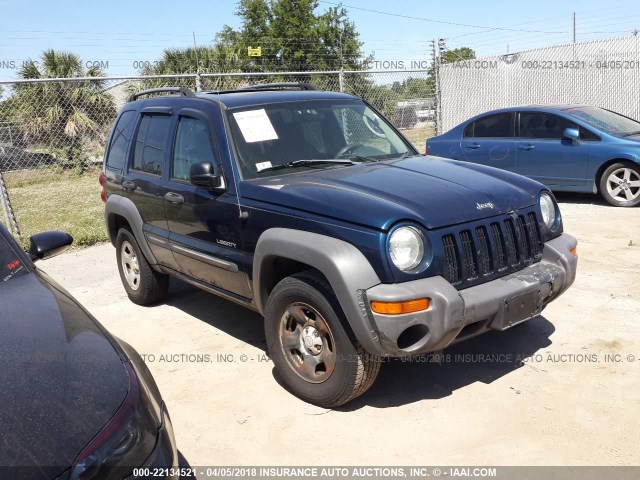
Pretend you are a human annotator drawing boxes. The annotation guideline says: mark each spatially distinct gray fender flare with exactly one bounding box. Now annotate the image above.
[104,194,158,265]
[253,228,383,355]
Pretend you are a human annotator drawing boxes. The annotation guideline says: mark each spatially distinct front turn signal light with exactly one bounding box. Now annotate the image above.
[570,246,578,257]
[370,298,430,315]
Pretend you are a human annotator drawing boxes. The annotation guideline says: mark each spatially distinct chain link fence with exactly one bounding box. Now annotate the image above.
[0,70,433,245]
[438,35,640,133]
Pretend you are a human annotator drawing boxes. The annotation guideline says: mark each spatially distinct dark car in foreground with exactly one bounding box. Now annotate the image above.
[0,225,177,479]
[427,105,640,207]
[101,84,577,408]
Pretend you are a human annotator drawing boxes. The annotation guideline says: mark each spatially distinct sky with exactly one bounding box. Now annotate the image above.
[0,0,638,78]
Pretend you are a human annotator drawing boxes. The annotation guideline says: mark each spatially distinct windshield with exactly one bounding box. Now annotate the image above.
[0,232,28,283]
[564,106,640,137]
[227,99,413,179]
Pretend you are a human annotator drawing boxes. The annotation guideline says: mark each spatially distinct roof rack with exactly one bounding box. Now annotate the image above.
[127,87,195,103]
[206,82,318,95]
[235,82,317,92]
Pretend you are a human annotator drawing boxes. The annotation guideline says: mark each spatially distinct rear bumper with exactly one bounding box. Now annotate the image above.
[364,233,577,357]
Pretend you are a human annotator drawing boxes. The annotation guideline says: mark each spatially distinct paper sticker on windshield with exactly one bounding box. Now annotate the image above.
[233,109,279,143]
[255,161,272,172]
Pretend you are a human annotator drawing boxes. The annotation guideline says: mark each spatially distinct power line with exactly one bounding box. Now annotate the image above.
[319,1,568,34]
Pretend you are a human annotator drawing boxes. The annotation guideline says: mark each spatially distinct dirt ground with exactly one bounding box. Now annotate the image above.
[44,193,640,467]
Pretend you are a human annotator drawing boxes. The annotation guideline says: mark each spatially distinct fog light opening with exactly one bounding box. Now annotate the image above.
[397,324,430,350]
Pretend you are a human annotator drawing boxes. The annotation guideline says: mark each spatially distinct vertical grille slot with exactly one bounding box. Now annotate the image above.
[459,230,478,280]
[527,212,543,258]
[475,226,492,275]
[515,215,531,261]
[442,234,461,284]
[503,219,519,266]
[490,222,507,270]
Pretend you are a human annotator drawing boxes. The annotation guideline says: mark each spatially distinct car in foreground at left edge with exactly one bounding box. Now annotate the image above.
[0,223,178,480]
[426,105,640,207]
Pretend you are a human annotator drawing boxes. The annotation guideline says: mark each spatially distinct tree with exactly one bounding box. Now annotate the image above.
[13,49,116,171]
[140,0,367,75]
[442,47,476,64]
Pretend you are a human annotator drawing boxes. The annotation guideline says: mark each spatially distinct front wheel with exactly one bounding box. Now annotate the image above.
[599,162,640,207]
[264,271,381,407]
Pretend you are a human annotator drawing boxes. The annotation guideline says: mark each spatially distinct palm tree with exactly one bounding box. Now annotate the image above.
[13,49,116,171]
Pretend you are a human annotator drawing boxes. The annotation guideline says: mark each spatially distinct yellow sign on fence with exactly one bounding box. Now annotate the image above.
[248,47,262,57]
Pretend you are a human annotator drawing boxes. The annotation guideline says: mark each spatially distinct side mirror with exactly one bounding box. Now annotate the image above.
[28,231,73,261]
[563,127,580,142]
[189,162,227,192]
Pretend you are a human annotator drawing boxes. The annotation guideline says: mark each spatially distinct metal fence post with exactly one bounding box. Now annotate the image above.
[338,69,344,93]
[195,73,202,92]
[0,171,21,239]
[434,59,442,135]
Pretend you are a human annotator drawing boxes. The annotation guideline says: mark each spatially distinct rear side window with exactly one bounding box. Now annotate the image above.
[519,112,577,139]
[464,113,513,138]
[131,115,172,175]
[172,117,217,181]
[106,110,137,170]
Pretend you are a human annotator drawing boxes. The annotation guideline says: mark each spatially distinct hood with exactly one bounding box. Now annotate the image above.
[241,156,541,230]
[0,273,129,479]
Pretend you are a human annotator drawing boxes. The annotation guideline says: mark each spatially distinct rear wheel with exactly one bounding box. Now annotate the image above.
[264,271,381,407]
[599,162,640,207]
[116,228,169,305]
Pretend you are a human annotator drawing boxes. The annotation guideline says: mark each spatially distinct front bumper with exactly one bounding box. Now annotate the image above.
[126,403,179,480]
[365,233,578,357]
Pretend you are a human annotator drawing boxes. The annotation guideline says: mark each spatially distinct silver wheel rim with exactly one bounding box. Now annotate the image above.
[606,167,640,202]
[278,302,337,384]
[120,240,141,291]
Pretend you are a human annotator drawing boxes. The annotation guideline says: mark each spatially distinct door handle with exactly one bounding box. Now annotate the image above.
[465,143,481,149]
[122,180,136,191]
[519,144,535,151]
[164,192,184,205]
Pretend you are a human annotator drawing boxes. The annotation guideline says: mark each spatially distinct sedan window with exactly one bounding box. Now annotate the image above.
[519,112,576,139]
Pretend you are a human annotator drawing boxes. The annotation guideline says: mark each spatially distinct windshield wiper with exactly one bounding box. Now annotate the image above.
[256,159,357,173]
[337,154,379,163]
[622,130,640,137]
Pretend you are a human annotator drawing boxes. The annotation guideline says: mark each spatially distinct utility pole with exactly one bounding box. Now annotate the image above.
[573,12,576,44]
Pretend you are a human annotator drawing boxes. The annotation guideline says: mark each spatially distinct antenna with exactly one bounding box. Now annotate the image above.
[193,31,202,92]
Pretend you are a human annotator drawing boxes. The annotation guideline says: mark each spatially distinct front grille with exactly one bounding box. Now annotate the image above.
[441,211,544,287]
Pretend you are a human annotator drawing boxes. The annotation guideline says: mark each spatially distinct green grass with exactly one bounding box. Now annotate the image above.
[4,167,108,248]
[402,124,436,152]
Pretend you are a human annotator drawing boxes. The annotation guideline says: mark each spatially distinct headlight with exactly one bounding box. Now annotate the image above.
[540,192,557,229]
[389,226,424,271]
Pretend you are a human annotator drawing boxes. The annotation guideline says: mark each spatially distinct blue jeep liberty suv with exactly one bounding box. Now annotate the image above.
[101,83,578,407]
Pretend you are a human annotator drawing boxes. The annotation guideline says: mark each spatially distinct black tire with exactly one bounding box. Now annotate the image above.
[115,228,169,305]
[264,270,381,407]
[599,162,640,207]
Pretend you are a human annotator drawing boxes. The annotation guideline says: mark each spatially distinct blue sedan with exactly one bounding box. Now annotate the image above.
[426,105,640,207]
